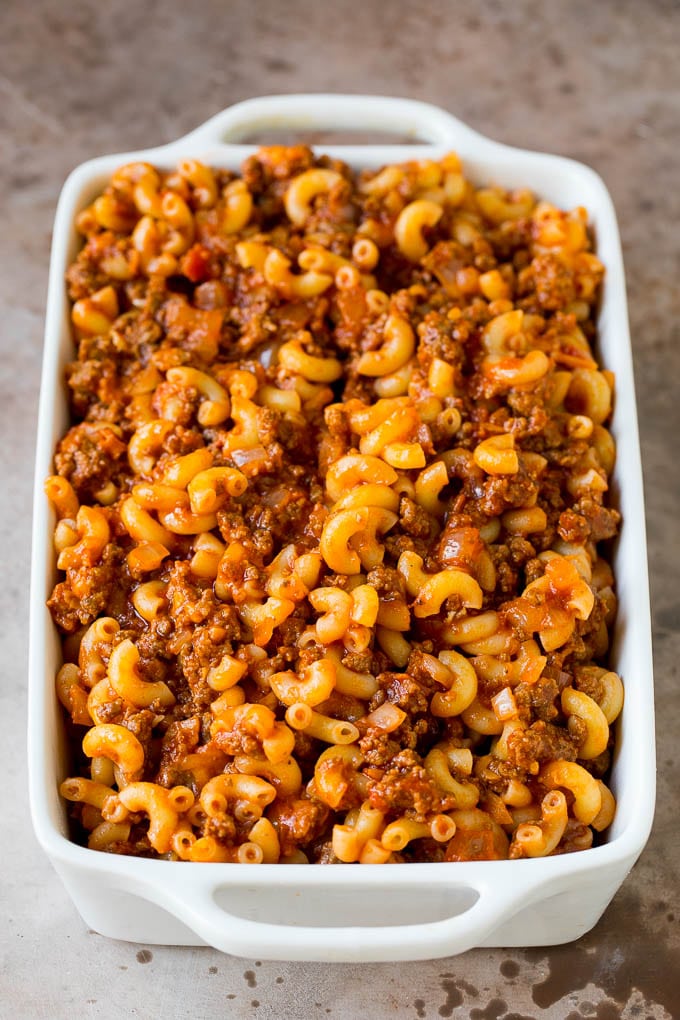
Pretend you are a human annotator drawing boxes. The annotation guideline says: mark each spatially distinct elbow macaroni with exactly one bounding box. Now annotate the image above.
[51,146,620,863]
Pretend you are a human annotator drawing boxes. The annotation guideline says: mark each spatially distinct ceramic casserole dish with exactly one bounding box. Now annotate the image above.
[29,94,655,962]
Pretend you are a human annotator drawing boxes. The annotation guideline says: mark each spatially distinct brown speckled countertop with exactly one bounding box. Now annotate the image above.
[2,1,678,1017]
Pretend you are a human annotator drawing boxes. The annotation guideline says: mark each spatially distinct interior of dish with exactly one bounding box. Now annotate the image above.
[44,144,623,868]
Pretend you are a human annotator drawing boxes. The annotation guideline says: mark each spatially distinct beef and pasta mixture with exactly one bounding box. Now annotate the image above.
[48,147,622,864]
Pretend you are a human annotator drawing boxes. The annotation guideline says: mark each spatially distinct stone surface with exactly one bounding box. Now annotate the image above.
[2,0,678,1016]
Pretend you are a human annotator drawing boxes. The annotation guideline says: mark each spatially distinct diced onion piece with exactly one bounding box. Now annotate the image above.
[491,686,518,722]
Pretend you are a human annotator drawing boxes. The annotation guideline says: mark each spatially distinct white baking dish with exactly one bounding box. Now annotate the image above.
[29,94,655,962]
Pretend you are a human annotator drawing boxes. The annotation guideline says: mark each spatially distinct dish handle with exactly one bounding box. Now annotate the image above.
[177,94,484,149]
[143,867,545,961]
